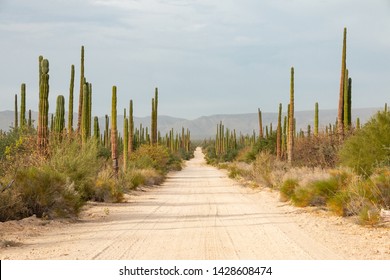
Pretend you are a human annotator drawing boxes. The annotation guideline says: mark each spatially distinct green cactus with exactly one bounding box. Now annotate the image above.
[111,86,118,175]
[54,95,65,138]
[356,117,360,130]
[81,82,89,145]
[288,66,294,164]
[129,100,134,154]
[385,103,388,113]
[314,102,319,136]
[93,116,100,142]
[104,114,109,148]
[307,125,311,137]
[151,87,158,145]
[258,108,263,139]
[77,46,85,134]
[20,83,26,128]
[88,83,92,138]
[28,109,32,128]
[68,64,75,134]
[343,69,350,130]
[123,117,129,170]
[276,103,282,160]
[14,94,18,129]
[338,27,347,140]
[38,58,50,152]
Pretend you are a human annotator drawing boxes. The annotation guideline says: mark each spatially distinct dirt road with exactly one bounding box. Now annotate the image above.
[1,147,389,259]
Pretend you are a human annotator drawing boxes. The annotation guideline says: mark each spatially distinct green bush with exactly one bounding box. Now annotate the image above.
[14,166,83,219]
[48,138,103,200]
[280,179,299,202]
[339,111,390,175]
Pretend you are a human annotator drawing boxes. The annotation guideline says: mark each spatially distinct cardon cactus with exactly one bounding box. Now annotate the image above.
[337,27,347,140]
[287,67,294,164]
[111,86,118,175]
[77,46,85,134]
[20,83,26,127]
[54,95,65,137]
[68,64,75,134]
[14,94,18,129]
[314,102,319,136]
[38,58,50,153]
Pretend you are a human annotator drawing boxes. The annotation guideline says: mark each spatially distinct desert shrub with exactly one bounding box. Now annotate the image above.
[327,190,350,216]
[48,138,103,200]
[294,134,339,168]
[130,144,171,173]
[245,134,276,162]
[252,151,288,188]
[227,163,251,179]
[93,168,124,203]
[13,166,83,219]
[339,110,390,175]
[0,186,27,221]
[280,179,299,202]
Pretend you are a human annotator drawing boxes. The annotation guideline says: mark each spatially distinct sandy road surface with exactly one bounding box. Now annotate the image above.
[1,147,389,260]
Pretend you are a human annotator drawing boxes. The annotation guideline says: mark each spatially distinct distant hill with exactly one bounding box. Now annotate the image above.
[0,108,382,140]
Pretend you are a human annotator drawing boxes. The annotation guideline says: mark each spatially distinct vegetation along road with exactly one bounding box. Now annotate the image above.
[0,148,389,260]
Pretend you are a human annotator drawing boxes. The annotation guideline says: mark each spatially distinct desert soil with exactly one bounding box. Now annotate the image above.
[0,147,389,260]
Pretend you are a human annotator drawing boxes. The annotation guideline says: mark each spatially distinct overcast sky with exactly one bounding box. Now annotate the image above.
[0,0,389,119]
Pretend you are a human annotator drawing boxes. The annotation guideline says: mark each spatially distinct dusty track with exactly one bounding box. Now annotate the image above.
[1,147,389,259]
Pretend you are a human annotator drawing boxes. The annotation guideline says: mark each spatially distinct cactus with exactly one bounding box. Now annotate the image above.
[356,117,360,130]
[93,116,100,142]
[307,125,311,137]
[104,114,109,148]
[314,102,319,136]
[151,87,158,145]
[81,82,89,145]
[287,67,294,164]
[77,46,85,134]
[258,108,263,139]
[111,86,118,175]
[68,64,75,134]
[28,109,32,128]
[347,77,352,126]
[337,27,347,140]
[14,94,18,129]
[54,95,65,138]
[128,99,134,154]
[276,103,282,160]
[385,103,388,113]
[343,69,350,130]
[20,83,26,127]
[123,117,129,170]
[37,58,50,152]
[88,83,92,138]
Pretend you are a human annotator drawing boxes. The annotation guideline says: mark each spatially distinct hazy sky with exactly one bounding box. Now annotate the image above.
[1,0,389,119]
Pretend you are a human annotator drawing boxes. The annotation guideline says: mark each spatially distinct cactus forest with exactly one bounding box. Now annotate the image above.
[0,46,194,221]
[0,27,389,226]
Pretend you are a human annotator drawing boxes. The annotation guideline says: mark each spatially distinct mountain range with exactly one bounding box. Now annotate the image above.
[0,108,382,140]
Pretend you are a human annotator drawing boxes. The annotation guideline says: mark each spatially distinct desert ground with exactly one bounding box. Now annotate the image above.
[0,148,389,260]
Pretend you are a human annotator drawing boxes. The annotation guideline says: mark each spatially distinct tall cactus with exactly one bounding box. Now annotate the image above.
[77,46,85,134]
[68,64,75,135]
[111,86,118,175]
[14,94,18,129]
[258,108,263,139]
[123,117,129,171]
[276,103,282,160]
[337,27,347,140]
[38,57,50,153]
[343,69,350,130]
[20,83,26,128]
[81,82,89,145]
[287,67,294,164]
[54,95,65,137]
[314,102,319,136]
[104,114,109,148]
[151,87,158,145]
[129,99,134,154]
[93,116,100,142]
[28,109,32,128]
